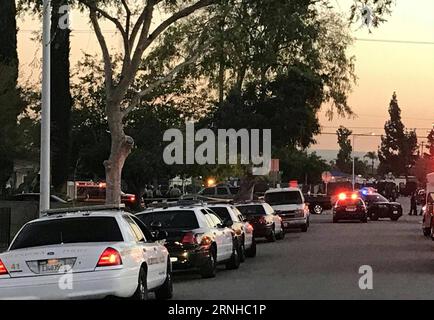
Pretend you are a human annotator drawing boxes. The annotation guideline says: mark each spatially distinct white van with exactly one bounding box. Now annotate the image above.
[264,188,310,232]
[422,173,434,237]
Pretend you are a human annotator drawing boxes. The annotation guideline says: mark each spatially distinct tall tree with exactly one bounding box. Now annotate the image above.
[0,0,24,195]
[364,151,377,176]
[378,92,418,176]
[336,126,353,174]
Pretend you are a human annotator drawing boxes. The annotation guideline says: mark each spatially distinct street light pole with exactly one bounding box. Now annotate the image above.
[40,0,51,215]
[352,135,355,190]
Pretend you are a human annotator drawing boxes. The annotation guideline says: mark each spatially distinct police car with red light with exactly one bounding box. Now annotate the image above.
[333,193,368,223]
[0,205,172,300]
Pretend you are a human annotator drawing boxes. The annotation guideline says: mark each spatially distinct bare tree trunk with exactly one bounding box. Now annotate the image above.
[234,174,256,202]
[104,103,134,205]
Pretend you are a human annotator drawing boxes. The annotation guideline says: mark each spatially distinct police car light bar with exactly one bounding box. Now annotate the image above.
[42,204,126,216]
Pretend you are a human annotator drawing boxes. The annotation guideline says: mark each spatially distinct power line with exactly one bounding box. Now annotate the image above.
[355,38,434,45]
[319,132,429,140]
[322,126,434,131]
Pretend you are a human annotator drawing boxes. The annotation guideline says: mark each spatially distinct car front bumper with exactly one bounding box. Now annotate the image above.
[0,268,138,300]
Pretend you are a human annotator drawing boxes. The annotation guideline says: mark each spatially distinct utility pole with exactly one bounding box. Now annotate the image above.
[352,135,355,190]
[40,0,51,215]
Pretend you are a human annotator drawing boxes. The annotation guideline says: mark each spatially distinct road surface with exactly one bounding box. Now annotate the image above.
[171,198,434,300]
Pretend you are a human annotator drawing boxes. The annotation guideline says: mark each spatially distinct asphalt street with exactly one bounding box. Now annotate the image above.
[170,197,434,300]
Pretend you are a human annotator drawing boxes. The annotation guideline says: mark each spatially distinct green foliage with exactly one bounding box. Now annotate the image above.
[378,92,418,176]
[275,148,330,185]
[336,126,353,173]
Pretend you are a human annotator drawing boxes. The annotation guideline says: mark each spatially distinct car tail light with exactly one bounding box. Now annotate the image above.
[181,232,197,245]
[199,235,212,246]
[0,259,8,275]
[97,248,122,267]
[338,193,347,201]
[126,195,135,202]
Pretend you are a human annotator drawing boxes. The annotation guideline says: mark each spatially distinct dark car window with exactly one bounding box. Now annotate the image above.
[209,207,232,222]
[217,187,229,195]
[364,194,389,203]
[10,217,123,250]
[202,188,215,195]
[236,205,267,216]
[229,187,239,195]
[137,210,199,229]
[264,191,303,205]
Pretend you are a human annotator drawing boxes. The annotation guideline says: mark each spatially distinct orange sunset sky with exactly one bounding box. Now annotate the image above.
[15,0,434,153]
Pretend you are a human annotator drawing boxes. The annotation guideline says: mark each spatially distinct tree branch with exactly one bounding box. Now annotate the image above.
[123,52,201,116]
[89,9,113,94]
[118,0,216,101]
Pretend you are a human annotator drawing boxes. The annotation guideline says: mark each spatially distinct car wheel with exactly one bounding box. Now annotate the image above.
[423,227,431,237]
[239,241,246,263]
[245,238,257,258]
[333,217,338,223]
[276,226,285,240]
[390,216,399,222]
[266,229,276,242]
[370,212,379,221]
[361,217,368,223]
[301,224,308,232]
[200,249,217,278]
[132,267,148,300]
[226,244,241,270]
[155,262,173,300]
[313,205,324,215]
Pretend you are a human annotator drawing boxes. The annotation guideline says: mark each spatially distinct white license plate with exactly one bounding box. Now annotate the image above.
[170,257,178,262]
[346,207,357,212]
[39,260,65,274]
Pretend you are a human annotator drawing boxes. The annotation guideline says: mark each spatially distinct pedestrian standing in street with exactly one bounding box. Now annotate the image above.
[409,192,417,216]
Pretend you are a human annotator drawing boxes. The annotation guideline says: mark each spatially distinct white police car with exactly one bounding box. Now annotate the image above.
[0,205,172,300]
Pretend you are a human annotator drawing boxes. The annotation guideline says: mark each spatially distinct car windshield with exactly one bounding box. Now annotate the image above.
[10,217,123,250]
[236,205,266,216]
[365,194,389,203]
[209,207,231,221]
[264,191,303,205]
[137,210,199,229]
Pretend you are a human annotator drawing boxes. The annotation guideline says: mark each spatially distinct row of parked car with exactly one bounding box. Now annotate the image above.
[0,187,312,300]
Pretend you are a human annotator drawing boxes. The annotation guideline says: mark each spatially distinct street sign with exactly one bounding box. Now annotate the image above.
[321,171,333,184]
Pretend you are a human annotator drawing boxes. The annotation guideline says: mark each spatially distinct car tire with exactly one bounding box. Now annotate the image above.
[239,241,246,263]
[390,216,399,222]
[333,217,338,223]
[370,212,379,221]
[245,238,257,258]
[266,229,276,242]
[200,249,217,278]
[226,244,241,270]
[132,267,148,300]
[276,227,285,240]
[301,224,308,232]
[155,262,173,300]
[313,205,324,215]
[361,217,368,223]
[423,227,431,237]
